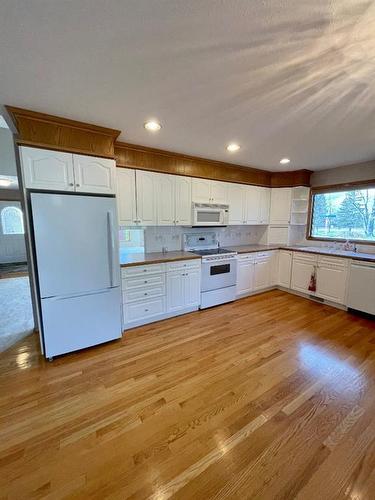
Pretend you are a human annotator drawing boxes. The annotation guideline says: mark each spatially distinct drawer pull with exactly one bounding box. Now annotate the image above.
[144,292,148,296]
[143,270,148,272]
[144,280,148,283]
[145,308,149,312]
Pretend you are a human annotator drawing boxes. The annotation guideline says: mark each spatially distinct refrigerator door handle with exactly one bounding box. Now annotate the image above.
[45,288,114,301]
[107,210,116,287]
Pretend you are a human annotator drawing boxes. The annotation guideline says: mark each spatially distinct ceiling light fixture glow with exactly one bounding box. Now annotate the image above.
[0,179,11,187]
[144,121,161,132]
[280,158,290,164]
[226,143,240,152]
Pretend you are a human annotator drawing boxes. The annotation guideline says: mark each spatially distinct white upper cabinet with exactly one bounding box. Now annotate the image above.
[20,146,116,194]
[259,187,271,224]
[191,178,227,204]
[116,168,137,226]
[73,155,116,194]
[210,181,228,204]
[270,188,292,225]
[175,176,192,225]
[20,146,75,192]
[157,174,192,226]
[227,183,246,225]
[157,174,175,225]
[136,170,158,226]
[192,178,211,203]
[245,186,261,224]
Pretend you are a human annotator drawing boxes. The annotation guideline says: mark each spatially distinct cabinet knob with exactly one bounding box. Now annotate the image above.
[76,184,80,187]
[133,220,137,223]
[69,182,74,186]
[144,292,148,295]
[144,280,148,283]
[145,309,149,312]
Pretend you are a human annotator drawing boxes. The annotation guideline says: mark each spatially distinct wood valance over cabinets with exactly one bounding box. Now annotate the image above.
[5,106,121,159]
[115,142,312,188]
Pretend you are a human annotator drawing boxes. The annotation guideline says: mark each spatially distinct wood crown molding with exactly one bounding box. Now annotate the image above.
[5,106,121,159]
[115,141,311,188]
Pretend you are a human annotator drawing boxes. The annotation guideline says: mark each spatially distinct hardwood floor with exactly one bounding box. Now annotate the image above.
[0,290,374,499]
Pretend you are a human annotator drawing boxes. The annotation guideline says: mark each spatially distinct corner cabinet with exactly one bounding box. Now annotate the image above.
[20,146,116,194]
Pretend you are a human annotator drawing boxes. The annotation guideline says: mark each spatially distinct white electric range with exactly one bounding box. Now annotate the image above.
[184,233,238,309]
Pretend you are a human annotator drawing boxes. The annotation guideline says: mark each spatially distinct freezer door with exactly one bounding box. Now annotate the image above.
[41,287,122,357]
[31,193,120,298]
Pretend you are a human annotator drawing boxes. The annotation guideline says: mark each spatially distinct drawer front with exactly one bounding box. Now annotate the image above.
[166,259,201,272]
[318,255,349,269]
[238,253,256,261]
[123,284,165,303]
[122,273,165,290]
[121,263,165,277]
[256,251,273,259]
[124,297,166,323]
[293,252,318,263]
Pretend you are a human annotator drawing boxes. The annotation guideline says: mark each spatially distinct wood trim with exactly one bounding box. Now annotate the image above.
[306,181,375,245]
[311,179,375,193]
[115,141,312,188]
[5,106,121,159]
[0,188,21,201]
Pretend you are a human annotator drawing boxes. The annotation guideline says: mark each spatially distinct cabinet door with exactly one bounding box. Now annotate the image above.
[20,146,74,191]
[210,181,228,204]
[259,187,271,224]
[316,257,348,304]
[236,257,254,295]
[136,170,157,225]
[73,155,116,194]
[116,168,137,226]
[245,186,261,224]
[167,272,185,312]
[278,251,292,288]
[192,178,211,203]
[157,174,175,225]
[227,183,246,225]
[270,188,292,224]
[254,257,271,290]
[269,251,279,286]
[291,259,315,293]
[175,176,192,225]
[184,269,201,307]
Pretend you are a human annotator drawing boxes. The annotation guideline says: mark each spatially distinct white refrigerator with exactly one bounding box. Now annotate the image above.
[30,192,122,359]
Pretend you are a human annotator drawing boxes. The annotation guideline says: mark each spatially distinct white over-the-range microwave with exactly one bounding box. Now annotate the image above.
[192,202,229,226]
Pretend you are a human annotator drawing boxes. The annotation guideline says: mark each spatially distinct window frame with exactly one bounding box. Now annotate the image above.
[307,179,375,245]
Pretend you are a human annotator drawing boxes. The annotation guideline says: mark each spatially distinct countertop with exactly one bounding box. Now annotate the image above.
[120,245,375,267]
[120,250,200,267]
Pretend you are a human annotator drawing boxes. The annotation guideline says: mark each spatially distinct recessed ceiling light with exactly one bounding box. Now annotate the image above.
[226,143,240,152]
[0,179,11,187]
[144,121,161,132]
[280,158,290,164]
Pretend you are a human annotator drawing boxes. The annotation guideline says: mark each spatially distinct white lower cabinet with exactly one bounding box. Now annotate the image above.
[278,250,292,287]
[316,256,349,304]
[254,253,272,290]
[236,254,255,296]
[291,252,318,294]
[122,259,200,328]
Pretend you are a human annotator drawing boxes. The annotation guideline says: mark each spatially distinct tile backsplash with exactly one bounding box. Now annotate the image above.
[123,225,269,253]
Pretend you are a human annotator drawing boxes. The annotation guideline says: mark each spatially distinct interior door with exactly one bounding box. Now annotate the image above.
[31,193,119,298]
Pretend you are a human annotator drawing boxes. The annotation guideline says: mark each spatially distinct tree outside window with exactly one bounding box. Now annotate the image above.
[1,206,25,235]
[310,187,375,242]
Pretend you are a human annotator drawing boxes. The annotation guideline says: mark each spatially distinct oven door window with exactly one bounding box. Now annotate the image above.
[210,263,231,275]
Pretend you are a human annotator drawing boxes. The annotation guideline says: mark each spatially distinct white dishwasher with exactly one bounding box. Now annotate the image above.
[347,260,375,315]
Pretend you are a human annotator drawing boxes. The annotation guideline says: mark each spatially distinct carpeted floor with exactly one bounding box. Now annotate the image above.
[0,276,34,352]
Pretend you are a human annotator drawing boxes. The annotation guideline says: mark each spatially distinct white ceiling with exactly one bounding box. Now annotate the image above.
[0,0,375,172]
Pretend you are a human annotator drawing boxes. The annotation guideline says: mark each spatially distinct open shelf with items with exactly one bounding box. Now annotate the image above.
[290,187,309,226]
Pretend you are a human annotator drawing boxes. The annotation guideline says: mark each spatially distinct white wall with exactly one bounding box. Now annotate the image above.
[0,201,27,263]
[311,162,375,187]
[0,128,17,177]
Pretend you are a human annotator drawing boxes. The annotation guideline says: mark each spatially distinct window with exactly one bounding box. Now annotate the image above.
[1,206,24,235]
[309,185,375,243]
